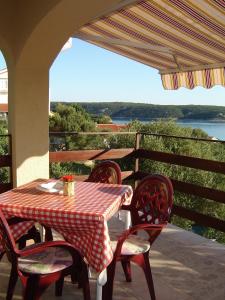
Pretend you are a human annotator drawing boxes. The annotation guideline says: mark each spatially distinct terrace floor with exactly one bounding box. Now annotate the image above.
[0,222,224,300]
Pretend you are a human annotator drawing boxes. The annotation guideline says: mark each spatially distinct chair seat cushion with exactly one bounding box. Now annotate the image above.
[110,235,150,255]
[18,247,73,274]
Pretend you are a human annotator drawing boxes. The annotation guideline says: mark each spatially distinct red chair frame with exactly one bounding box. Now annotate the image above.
[86,160,122,184]
[0,210,90,300]
[103,174,174,300]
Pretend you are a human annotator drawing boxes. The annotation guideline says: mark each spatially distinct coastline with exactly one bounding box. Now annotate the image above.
[111,118,225,140]
[111,118,225,124]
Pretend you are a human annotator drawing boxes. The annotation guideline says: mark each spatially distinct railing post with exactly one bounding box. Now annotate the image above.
[9,134,13,188]
[135,132,141,188]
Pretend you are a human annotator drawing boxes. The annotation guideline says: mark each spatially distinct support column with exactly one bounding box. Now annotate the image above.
[8,66,49,187]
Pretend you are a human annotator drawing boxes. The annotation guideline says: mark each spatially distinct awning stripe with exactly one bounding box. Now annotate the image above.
[77,0,225,90]
[90,41,172,69]
[162,67,225,90]
[214,0,225,10]
[87,14,212,65]
[141,1,225,51]
[85,2,225,61]
[187,71,194,89]
[170,0,225,36]
[82,25,177,68]
[138,2,225,58]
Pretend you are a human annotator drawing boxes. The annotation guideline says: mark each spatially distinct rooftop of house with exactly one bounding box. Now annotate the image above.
[0,103,8,113]
[0,68,7,77]
[96,123,128,132]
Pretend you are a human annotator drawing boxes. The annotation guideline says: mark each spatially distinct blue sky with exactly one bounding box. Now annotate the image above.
[1,38,225,105]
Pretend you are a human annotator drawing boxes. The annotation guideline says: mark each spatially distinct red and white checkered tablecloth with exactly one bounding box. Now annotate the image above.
[2,220,35,247]
[0,179,133,272]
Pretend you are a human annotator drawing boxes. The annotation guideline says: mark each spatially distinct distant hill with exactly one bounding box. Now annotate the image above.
[50,102,225,121]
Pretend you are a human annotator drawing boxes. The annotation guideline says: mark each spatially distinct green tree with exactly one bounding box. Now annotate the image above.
[49,103,98,177]
[73,102,225,121]
[121,120,225,242]
[91,114,112,124]
[49,103,95,132]
[0,120,10,183]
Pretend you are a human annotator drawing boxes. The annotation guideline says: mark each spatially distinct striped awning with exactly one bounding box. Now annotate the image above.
[75,0,225,90]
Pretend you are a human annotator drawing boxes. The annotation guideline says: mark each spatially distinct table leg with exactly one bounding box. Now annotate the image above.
[117,210,131,229]
[37,223,44,241]
[96,269,107,300]
[125,210,131,230]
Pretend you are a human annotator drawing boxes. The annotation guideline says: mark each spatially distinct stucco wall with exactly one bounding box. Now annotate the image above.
[0,0,121,186]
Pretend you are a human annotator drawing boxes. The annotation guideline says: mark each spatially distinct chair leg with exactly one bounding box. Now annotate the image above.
[24,274,55,300]
[102,260,116,300]
[23,275,39,300]
[143,253,156,300]
[121,260,132,282]
[71,267,78,284]
[44,226,53,241]
[30,226,41,243]
[80,262,91,300]
[0,251,4,261]
[132,253,156,300]
[6,267,18,300]
[55,275,64,297]
[18,236,27,249]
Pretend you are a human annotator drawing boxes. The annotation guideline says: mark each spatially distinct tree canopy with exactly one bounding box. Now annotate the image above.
[0,120,9,183]
[49,103,96,132]
[51,102,225,121]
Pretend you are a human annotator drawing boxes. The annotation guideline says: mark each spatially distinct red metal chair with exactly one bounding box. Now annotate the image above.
[103,174,174,300]
[86,160,122,184]
[0,209,90,300]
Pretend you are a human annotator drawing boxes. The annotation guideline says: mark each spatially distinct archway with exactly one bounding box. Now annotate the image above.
[1,0,121,186]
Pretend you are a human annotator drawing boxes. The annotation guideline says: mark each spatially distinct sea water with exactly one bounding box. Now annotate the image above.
[112,118,225,140]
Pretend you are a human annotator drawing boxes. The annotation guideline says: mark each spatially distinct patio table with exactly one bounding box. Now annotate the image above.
[0,179,133,273]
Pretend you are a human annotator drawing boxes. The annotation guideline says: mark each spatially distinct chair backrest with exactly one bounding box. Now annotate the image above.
[131,174,174,227]
[0,209,18,262]
[87,160,122,184]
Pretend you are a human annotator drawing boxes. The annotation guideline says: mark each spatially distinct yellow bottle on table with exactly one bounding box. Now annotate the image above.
[62,175,75,196]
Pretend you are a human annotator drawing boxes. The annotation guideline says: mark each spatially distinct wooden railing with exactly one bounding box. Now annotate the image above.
[127,132,225,233]
[49,131,225,234]
[49,131,136,181]
[1,131,224,234]
[0,134,12,193]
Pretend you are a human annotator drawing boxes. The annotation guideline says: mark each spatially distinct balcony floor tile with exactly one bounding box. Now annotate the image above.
[0,223,224,300]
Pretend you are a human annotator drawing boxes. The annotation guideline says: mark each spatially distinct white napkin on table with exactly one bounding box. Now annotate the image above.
[36,181,63,193]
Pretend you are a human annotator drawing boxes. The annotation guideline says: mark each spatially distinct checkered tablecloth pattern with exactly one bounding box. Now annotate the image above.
[0,218,35,253]
[0,180,133,272]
